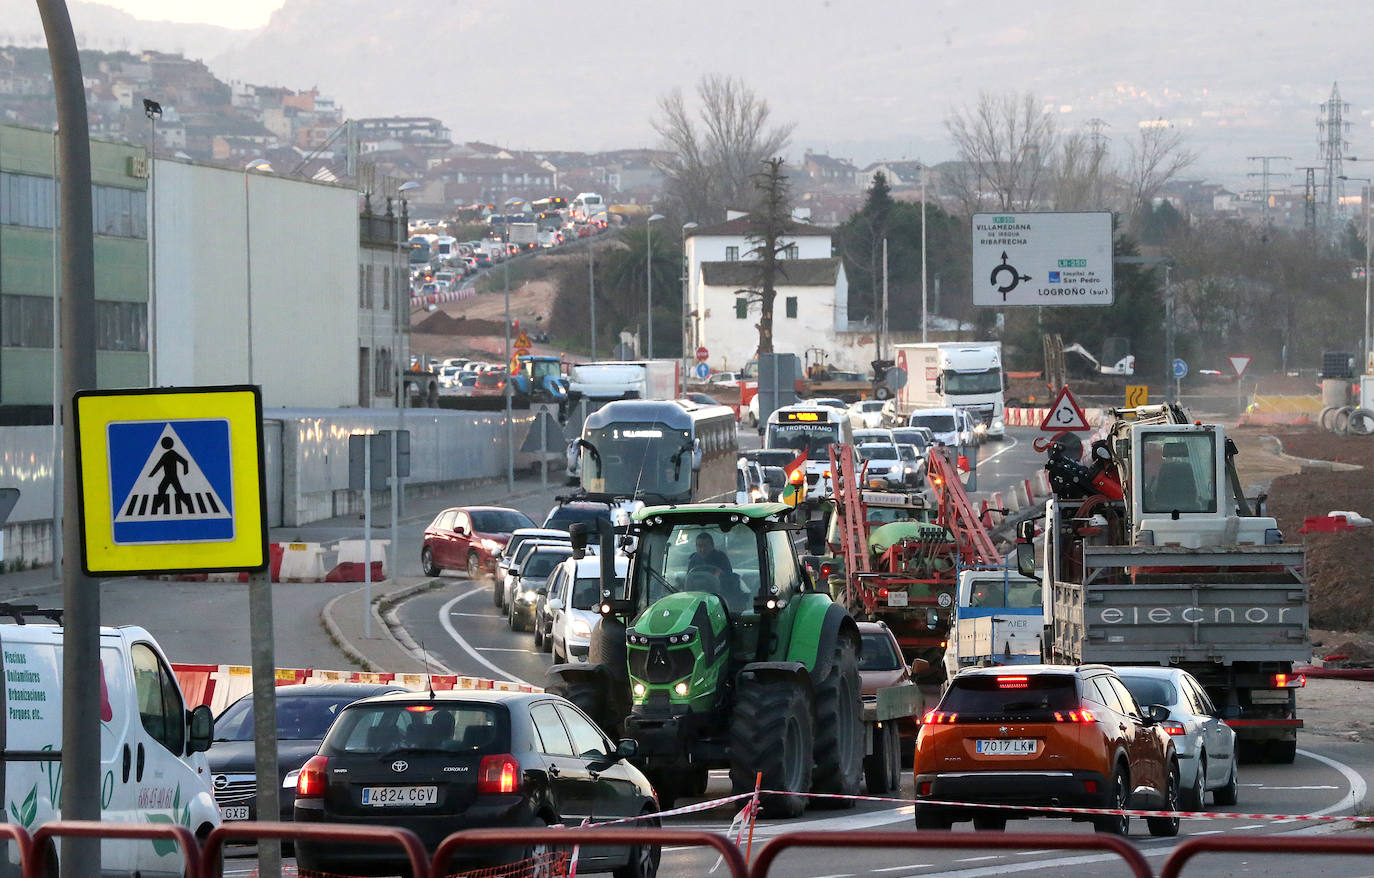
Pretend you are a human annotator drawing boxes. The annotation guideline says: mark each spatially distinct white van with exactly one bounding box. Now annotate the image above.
[1,623,219,876]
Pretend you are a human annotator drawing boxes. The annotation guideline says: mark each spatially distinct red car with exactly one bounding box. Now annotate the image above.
[421,506,535,579]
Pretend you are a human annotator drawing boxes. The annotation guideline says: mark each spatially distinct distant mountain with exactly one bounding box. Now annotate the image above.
[0,0,255,64]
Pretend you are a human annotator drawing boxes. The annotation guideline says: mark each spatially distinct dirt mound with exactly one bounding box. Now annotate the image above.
[415,311,505,336]
[1263,427,1374,633]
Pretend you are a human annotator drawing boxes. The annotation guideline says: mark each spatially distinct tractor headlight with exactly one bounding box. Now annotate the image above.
[632,682,647,698]
[673,681,690,697]
[668,629,695,645]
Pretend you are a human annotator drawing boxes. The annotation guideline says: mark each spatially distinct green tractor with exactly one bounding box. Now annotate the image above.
[545,502,865,817]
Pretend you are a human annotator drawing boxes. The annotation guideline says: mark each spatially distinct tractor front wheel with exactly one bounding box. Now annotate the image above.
[729,673,813,818]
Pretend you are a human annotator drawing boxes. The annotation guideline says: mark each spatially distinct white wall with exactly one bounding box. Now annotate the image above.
[154,159,359,408]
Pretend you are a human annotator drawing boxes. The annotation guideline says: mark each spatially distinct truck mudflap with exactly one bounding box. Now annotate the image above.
[862,683,923,724]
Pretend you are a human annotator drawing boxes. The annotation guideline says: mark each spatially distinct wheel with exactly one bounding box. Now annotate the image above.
[1093,765,1130,835]
[1147,762,1181,837]
[1181,754,1205,811]
[875,385,892,400]
[645,768,680,811]
[553,640,565,664]
[534,619,545,648]
[467,551,482,580]
[810,637,863,805]
[1212,760,1239,806]
[1349,408,1374,436]
[1267,739,1297,764]
[541,626,554,653]
[914,804,953,830]
[729,673,813,818]
[493,572,503,606]
[612,815,661,878]
[864,722,900,795]
[508,604,520,631]
[421,546,441,577]
[544,666,618,738]
[973,813,1007,831]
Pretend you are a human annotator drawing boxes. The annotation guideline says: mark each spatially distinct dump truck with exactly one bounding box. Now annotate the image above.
[1020,404,1310,762]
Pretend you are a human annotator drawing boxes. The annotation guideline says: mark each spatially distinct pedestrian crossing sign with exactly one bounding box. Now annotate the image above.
[74,385,268,576]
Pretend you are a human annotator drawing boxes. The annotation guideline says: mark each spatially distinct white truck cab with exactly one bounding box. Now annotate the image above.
[945,569,1046,679]
[1,622,219,876]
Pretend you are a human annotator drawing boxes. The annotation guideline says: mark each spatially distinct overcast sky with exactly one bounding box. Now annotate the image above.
[92,0,280,29]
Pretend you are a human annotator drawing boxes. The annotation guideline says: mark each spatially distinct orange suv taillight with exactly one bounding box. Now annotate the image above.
[296,755,328,798]
[922,710,958,724]
[1052,708,1098,723]
[477,754,519,794]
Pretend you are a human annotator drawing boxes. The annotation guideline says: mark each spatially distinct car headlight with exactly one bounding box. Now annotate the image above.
[571,618,592,637]
[974,423,987,433]
[283,769,300,789]
[480,538,502,552]
[522,589,538,601]
[992,418,1004,430]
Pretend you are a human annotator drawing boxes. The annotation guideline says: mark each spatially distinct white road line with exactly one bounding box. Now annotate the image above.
[1247,785,1339,791]
[1014,850,1053,856]
[449,612,490,617]
[438,589,536,687]
[977,432,1020,467]
[1188,830,1225,836]
[1234,824,1265,830]
[478,647,538,653]
[1298,747,1367,817]
[810,873,856,878]
[871,866,931,873]
[954,856,999,862]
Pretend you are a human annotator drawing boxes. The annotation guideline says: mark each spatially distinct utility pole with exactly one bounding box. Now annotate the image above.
[1317,83,1350,236]
[920,163,929,342]
[1296,167,1322,234]
[1246,155,1290,228]
[588,239,597,358]
[880,237,889,361]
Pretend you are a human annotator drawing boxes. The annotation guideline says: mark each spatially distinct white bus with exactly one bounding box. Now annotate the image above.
[571,192,605,222]
[764,403,854,497]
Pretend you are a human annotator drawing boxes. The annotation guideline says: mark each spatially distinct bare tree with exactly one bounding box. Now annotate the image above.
[1050,128,1112,211]
[945,90,1057,211]
[654,75,795,222]
[1123,122,1197,229]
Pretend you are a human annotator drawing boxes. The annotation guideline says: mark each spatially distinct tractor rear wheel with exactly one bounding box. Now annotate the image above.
[811,637,863,806]
[729,673,813,818]
[544,668,617,738]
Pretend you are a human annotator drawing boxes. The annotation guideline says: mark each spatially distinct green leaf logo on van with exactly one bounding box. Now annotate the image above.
[9,784,38,828]
[146,787,186,857]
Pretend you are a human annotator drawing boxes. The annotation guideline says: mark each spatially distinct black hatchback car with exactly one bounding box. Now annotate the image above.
[294,690,661,877]
[208,682,404,822]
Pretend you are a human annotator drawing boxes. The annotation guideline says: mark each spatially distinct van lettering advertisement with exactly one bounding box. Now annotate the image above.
[1094,605,1305,625]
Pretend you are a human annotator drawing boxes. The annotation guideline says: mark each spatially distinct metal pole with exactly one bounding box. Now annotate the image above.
[147,109,157,385]
[1164,265,1175,404]
[244,171,254,383]
[881,237,889,362]
[1365,184,1371,372]
[646,220,653,359]
[589,238,596,358]
[38,0,100,872]
[363,436,372,637]
[247,569,282,878]
[505,259,514,491]
[50,128,61,580]
[920,165,929,343]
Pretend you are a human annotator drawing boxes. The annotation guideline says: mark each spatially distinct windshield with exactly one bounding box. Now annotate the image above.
[322,704,507,756]
[571,577,605,610]
[470,509,534,533]
[530,360,561,379]
[522,548,571,579]
[632,522,761,615]
[967,575,1042,608]
[858,444,898,461]
[891,430,929,451]
[767,422,840,457]
[214,693,366,741]
[897,444,920,462]
[544,504,610,531]
[744,450,796,468]
[582,422,693,498]
[859,631,903,672]
[911,414,956,433]
[1140,432,1218,514]
[942,369,1002,395]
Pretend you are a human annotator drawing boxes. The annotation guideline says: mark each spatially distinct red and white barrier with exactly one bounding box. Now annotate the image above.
[409,283,475,308]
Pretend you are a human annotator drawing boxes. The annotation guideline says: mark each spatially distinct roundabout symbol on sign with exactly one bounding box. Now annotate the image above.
[989,251,1032,302]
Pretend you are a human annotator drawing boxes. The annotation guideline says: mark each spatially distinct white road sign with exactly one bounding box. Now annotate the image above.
[972,212,1113,307]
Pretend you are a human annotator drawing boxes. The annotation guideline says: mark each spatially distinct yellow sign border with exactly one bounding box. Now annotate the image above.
[74,385,268,576]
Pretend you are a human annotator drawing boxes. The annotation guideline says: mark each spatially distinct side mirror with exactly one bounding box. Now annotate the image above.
[1142,703,1170,725]
[186,704,213,754]
[1016,541,1035,579]
[547,598,563,612]
[615,738,639,760]
[691,442,703,472]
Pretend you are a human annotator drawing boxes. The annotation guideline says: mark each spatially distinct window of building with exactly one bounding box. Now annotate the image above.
[725,246,739,262]
[382,266,390,310]
[94,301,148,351]
[92,185,147,238]
[375,347,392,396]
[735,297,748,319]
[0,172,56,229]
[365,265,375,309]
[358,266,366,308]
[785,296,798,318]
[782,244,799,260]
[1,295,53,348]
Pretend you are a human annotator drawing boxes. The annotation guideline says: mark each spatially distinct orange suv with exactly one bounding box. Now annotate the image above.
[914,664,1179,836]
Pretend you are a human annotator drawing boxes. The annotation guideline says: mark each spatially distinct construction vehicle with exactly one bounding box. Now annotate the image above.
[544,503,919,815]
[819,443,1002,683]
[1021,403,1309,762]
[509,354,568,405]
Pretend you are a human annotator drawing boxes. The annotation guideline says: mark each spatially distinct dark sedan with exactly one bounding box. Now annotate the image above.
[208,682,404,823]
[294,690,660,876]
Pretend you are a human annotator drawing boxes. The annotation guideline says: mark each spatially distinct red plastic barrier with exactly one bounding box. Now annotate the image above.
[1299,515,1356,533]
[30,820,197,878]
[751,830,1151,878]
[1160,834,1374,878]
[202,821,428,878]
[433,827,747,878]
[173,663,219,709]
[324,560,386,582]
[237,543,286,582]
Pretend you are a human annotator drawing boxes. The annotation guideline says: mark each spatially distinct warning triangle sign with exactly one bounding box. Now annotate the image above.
[114,424,232,523]
[1228,355,1252,377]
[1040,386,1090,432]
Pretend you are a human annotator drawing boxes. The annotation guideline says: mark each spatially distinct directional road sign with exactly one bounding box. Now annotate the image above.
[971,212,1113,307]
[1228,355,1252,378]
[1173,358,1188,380]
[74,385,268,576]
[695,362,710,379]
[1039,386,1091,432]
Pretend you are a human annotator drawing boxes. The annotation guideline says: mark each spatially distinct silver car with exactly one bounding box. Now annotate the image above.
[1117,667,1239,809]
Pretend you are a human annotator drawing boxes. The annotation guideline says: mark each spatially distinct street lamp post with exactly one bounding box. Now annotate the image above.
[393,180,419,577]
[143,98,161,385]
[243,159,272,385]
[1340,174,1372,371]
[647,213,664,357]
[682,221,698,370]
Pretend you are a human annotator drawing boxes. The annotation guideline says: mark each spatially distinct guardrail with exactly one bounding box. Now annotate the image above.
[433,826,749,878]
[28,820,198,878]
[202,821,430,878]
[1159,834,1374,878]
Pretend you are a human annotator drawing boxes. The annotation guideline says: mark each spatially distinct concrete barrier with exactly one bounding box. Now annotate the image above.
[335,539,391,576]
[278,542,326,581]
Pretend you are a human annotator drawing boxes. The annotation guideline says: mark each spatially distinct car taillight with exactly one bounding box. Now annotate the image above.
[477,754,519,794]
[919,781,932,796]
[296,755,328,799]
[819,563,834,578]
[997,676,1029,689]
[1160,721,1187,736]
[1053,708,1097,723]
[922,710,957,724]
[1272,673,1306,688]
[879,587,889,598]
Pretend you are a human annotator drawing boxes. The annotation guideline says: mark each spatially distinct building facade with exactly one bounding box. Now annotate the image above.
[0,123,149,423]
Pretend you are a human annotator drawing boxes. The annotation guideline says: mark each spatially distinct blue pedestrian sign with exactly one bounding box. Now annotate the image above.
[695,362,710,380]
[109,419,235,544]
[1172,358,1188,380]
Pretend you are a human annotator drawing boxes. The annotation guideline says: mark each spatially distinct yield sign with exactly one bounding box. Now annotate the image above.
[1040,386,1091,432]
[1228,355,1252,378]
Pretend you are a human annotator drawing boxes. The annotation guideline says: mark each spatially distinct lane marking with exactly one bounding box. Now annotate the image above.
[1235,824,1265,829]
[871,867,931,873]
[1188,830,1225,836]
[1242,784,1338,791]
[954,856,999,862]
[1298,747,1367,817]
[478,647,539,654]
[977,431,1021,468]
[438,589,536,687]
[811,873,855,877]
[449,612,491,618]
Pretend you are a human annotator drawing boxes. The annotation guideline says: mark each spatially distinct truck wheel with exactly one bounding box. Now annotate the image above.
[545,669,615,738]
[1267,739,1297,764]
[729,675,813,818]
[811,638,863,805]
[875,385,892,400]
[864,722,900,795]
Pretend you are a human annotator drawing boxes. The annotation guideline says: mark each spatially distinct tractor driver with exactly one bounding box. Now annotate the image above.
[688,533,733,578]
[686,532,752,613]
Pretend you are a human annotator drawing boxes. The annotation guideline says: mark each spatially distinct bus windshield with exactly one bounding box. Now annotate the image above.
[767,422,840,457]
[943,369,1002,395]
[583,422,693,498]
